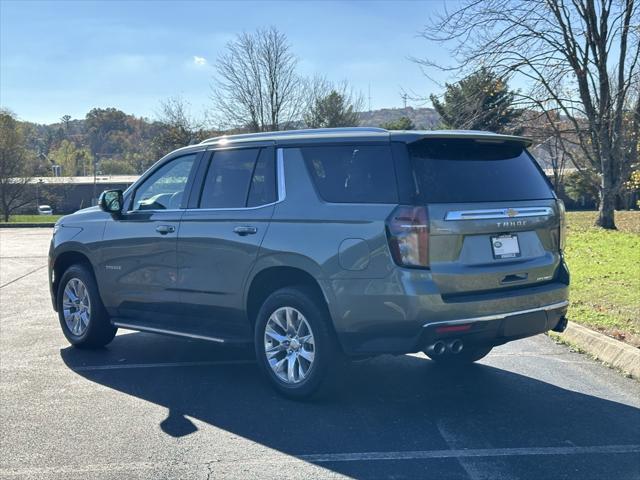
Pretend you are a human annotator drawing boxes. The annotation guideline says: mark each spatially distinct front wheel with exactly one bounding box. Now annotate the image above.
[426,345,493,365]
[254,287,336,399]
[57,264,117,348]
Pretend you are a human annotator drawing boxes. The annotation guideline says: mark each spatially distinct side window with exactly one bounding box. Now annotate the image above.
[132,154,197,211]
[301,145,397,203]
[200,148,260,208]
[247,148,277,207]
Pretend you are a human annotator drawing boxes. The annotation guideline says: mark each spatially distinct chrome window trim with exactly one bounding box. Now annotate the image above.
[277,147,286,202]
[444,206,554,221]
[422,300,569,328]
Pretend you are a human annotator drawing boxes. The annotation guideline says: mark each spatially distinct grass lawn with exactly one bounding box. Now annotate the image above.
[564,211,640,346]
[1,215,63,223]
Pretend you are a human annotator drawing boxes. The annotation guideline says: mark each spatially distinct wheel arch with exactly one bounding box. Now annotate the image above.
[52,250,97,310]
[245,264,344,353]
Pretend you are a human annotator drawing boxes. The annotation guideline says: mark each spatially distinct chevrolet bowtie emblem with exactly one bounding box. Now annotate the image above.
[506,208,519,218]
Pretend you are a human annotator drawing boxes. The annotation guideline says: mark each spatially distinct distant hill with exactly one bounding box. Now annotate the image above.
[358,106,440,129]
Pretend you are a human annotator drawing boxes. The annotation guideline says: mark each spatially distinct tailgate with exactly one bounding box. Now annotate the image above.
[428,200,562,296]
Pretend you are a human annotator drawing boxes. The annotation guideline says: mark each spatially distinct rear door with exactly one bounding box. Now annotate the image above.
[175,144,277,339]
[403,138,562,297]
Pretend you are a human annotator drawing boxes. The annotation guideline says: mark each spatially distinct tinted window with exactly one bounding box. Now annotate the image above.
[408,139,553,203]
[247,148,277,207]
[301,145,397,203]
[200,148,259,208]
[132,154,196,211]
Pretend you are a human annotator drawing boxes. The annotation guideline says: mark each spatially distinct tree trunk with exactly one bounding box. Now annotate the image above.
[596,179,616,229]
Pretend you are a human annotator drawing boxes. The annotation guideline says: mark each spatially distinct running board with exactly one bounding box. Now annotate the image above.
[111,320,226,343]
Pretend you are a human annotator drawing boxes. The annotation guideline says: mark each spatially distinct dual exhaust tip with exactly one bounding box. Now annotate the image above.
[426,339,464,356]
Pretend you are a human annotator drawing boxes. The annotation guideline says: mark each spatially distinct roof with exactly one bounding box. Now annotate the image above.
[199,127,533,147]
[27,175,139,185]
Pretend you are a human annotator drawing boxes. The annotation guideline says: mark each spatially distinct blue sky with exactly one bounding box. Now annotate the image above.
[1,0,455,124]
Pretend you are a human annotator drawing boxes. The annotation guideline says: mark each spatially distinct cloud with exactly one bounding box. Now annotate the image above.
[193,56,207,66]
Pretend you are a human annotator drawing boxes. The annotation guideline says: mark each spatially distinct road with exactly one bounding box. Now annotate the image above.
[1,228,639,479]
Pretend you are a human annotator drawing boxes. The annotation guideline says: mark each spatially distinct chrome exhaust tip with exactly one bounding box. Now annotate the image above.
[426,341,447,356]
[448,339,464,354]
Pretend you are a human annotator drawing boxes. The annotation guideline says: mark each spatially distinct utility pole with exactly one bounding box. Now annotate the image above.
[401,93,408,109]
[368,83,372,112]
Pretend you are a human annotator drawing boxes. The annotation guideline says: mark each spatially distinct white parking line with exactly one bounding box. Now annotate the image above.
[72,359,255,371]
[296,444,640,463]
[1,444,638,477]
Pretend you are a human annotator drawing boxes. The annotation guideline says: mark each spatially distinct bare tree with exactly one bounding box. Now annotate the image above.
[155,96,206,151]
[212,27,303,132]
[0,110,37,222]
[419,0,640,229]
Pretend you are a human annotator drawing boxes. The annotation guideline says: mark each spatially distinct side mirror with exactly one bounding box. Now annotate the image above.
[99,189,124,214]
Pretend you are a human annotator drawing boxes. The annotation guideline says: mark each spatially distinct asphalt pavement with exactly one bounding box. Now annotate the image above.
[1,228,639,479]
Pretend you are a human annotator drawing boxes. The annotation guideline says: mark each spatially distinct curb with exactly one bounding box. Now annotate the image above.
[551,321,640,379]
[0,223,55,228]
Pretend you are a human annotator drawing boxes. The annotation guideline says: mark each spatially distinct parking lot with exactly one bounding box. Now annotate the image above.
[1,228,639,479]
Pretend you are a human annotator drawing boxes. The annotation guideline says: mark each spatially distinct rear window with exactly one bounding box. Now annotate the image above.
[408,139,553,203]
[301,145,397,203]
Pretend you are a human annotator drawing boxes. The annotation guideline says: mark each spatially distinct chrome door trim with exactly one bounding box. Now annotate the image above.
[112,321,226,343]
[422,300,569,328]
[444,206,554,221]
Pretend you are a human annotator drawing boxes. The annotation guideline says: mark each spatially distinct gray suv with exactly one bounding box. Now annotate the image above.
[49,127,569,397]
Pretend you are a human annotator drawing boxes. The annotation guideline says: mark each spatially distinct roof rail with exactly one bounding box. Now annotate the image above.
[199,127,388,145]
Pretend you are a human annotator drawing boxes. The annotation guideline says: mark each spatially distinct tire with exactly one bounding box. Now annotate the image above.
[254,286,337,399]
[426,345,493,365]
[57,264,117,348]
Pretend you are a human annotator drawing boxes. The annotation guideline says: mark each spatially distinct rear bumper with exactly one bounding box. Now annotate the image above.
[418,300,568,351]
[329,262,569,355]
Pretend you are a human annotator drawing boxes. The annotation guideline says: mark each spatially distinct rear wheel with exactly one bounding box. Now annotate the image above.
[57,264,117,348]
[426,345,492,365]
[254,286,336,399]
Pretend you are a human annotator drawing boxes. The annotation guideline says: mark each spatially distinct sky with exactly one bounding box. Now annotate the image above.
[0,0,460,125]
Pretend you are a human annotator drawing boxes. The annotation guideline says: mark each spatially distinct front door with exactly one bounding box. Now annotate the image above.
[98,153,200,323]
[176,145,277,339]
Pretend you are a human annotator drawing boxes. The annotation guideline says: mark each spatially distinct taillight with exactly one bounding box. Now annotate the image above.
[386,205,429,268]
[557,199,566,252]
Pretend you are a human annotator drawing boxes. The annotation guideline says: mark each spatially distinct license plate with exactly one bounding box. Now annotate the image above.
[491,234,520,259]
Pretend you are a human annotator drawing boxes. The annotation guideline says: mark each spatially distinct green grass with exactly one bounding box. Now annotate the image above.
[1,215,63,223]
[564,211,640,345]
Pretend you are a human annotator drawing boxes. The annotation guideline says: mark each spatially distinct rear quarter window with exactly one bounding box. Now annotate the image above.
[300,145,398,203]
[408,139,553,203]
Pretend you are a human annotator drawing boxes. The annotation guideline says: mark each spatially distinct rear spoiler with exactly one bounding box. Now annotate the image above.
[393,130,533,148]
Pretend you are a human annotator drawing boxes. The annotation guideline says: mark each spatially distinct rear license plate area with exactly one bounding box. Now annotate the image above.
[491,234,520,259]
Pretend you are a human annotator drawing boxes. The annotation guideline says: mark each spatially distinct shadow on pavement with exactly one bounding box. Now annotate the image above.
[60,331,640,479]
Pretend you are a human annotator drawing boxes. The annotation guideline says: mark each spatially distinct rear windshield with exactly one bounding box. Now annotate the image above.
[408,139,553,203]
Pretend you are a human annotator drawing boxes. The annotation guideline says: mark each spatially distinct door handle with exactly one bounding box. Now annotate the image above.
[155,225,175,235]
[233,225,258,236]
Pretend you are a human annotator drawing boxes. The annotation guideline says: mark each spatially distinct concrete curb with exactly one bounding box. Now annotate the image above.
[552,321,640,379]
[0,223,55,228]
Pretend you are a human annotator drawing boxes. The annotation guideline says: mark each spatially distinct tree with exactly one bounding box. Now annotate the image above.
[154,96,206,152]
[212,27,302,132]
[303,83,361,128]
[429,68,523,133]
[49,140,93,176]
[419,0,640,229]
[0,110,37,221]
[380,116,415,130]
[85,108,131,158]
